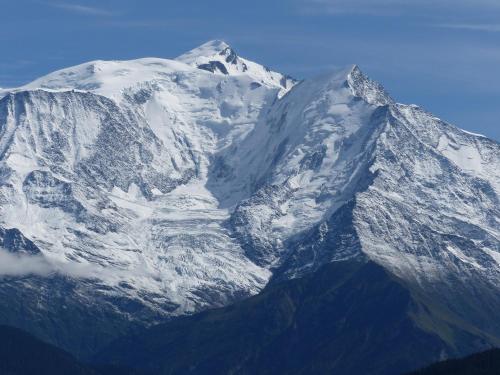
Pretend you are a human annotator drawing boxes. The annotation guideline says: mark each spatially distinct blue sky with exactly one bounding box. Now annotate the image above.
[1,0,499,140]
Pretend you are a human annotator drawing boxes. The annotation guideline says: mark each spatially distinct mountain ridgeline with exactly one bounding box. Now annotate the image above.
[0,40,499,374]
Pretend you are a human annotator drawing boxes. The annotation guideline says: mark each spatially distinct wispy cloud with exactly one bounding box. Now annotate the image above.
[299,0,401,15]
[101,18,197,30]
[0,248,137,280]
[299,0,500,16]
[48,2,116,16]
[0,249,161,285]
[0,250,112,278]
[436,23,500,32]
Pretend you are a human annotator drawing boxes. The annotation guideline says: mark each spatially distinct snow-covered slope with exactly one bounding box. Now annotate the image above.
[0,40,499,355]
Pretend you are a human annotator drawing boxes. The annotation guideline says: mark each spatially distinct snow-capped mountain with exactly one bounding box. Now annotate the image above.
[0,40,499,358]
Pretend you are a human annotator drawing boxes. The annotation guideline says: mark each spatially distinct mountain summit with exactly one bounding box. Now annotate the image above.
[175,39,235,63]
[176,40,296,95]
[0,41,499,368]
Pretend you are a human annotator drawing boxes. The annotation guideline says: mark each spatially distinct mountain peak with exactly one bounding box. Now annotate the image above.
[346,64,393,106]
[176,40,296,95]
[176,40,235,64]
[204,39,231,49]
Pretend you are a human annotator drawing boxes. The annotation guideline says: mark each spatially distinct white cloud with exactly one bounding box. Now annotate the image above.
[0,250,109,279]
[48,2,116,16]
[300,0,500,15]
[0,249,163,289]
[0,251,54,277]
[436,23,500,32]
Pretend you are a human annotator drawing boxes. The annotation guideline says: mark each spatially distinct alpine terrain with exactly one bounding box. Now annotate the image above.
[0,40,499,373]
